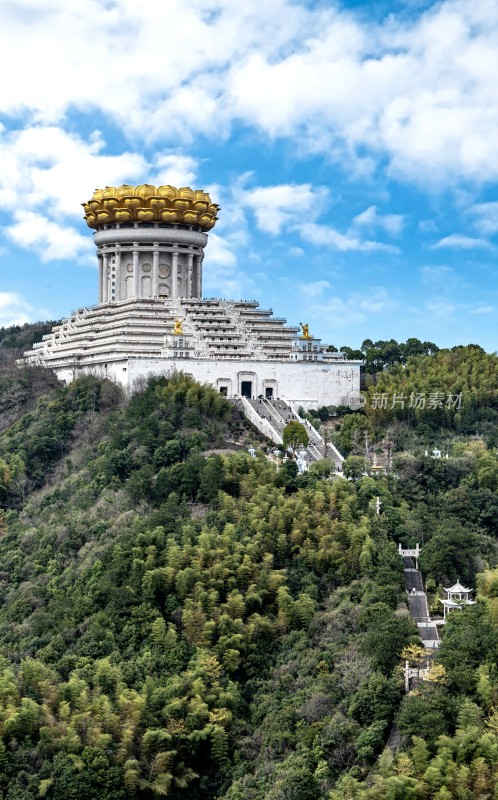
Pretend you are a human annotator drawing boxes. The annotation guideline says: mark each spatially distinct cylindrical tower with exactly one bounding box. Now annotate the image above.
[82,184,219,303]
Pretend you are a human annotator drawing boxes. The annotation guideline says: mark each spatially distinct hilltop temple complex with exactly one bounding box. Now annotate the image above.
[24,184,361,411]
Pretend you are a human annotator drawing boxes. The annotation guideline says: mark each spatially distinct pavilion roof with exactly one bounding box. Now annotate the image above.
[443,580,471,594]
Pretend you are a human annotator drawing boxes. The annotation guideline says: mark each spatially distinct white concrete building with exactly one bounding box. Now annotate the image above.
[24,183,361,406]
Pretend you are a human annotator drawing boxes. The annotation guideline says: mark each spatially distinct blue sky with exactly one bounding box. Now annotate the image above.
[1,0,498,350]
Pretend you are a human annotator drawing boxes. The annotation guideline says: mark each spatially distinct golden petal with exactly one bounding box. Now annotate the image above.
[114,209,133,222]
[102,186,117,199]
[171,198,189,210]
[147,197,167,210]
[96,210,112,224]
[193,200,208,212]
[199,213,215,228]
[157,185,178,199]
[102,198,119,210]
[116,185,136,200]
[85,213,97,228]
[135,208,155,222]
[182,211,199,224]
[121,196,142,210]
[160,209,181,223]
[136,184,156,200]
[178,187,194,200]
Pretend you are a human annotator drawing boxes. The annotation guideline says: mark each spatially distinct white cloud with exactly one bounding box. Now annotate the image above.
[5,211,93,263]
[241,183,327,235]
[353,205,404,235]
[0,291,33,326]
[470,305,495,314]
[419,219,438,233]
[0,126,150,220]
[468,201,498,235]
[0,1,498,186]
[420,265,462,290]
[432,233,493,250]
[306,286,395,330]
[425,300,457,316]
[0,125,200,262]
[299,222,400,253]
[205,232,236,267]
[202,231,259,300]
[288,246,305,257]
[150,154,198,188]
[297,280,331,299]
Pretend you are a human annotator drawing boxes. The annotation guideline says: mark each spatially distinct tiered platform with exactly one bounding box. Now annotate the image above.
[23,297,362,406]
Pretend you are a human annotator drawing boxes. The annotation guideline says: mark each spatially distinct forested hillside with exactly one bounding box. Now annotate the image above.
[1,330,498,798]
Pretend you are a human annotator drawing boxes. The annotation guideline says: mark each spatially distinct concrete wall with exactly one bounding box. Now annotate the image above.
[53,356,360,408]
[125,357,360,406]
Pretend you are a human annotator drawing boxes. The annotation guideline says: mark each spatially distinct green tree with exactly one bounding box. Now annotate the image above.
[282,421,309,456]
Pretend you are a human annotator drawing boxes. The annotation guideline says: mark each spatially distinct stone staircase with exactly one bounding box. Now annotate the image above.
[238,397,343,469]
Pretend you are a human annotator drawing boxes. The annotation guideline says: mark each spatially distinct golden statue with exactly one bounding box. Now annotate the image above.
[300,322,311,339]
[173,319,183,335]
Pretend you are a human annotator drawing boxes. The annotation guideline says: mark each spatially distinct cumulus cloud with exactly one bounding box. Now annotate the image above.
[241,183,327,234]
[297,280,332,299]
[432,233,494,250]
[0,0,498,186]
[0,125,199,262]
[353,205,404,235]
[468,201,498,235]
[299,222,400,253]
[5,211,93,263]
[0,291,34,326]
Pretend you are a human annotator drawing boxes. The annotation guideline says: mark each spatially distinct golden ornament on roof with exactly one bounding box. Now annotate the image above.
[300,322,311,340]
[82,184,219,231]
[173,319,183,335]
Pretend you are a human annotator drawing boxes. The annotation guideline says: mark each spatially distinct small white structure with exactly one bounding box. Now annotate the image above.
[398,542,421,569]
[296,449,308,474]
[440,580,475,621]
[404,660,432,693]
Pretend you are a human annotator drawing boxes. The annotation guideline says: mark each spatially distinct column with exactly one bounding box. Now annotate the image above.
[196,255,203,297]
[98,253,103,304]
[187,253,194,298]
[133,245,139,299]
[115,247,121,302]
[152,244,159,299]
[103,253,109,303]
[172,250,179,299]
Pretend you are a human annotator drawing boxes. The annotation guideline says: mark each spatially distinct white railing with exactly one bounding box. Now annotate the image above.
[399,543,421,559]
[287,401,344,464]
[239,397,283,445]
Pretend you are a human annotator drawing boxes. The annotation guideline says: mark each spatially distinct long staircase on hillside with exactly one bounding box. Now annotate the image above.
[379,545,441,759]
[236,397,344,469]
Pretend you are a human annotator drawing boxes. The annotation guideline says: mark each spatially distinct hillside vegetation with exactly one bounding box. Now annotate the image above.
[0,330,498,798]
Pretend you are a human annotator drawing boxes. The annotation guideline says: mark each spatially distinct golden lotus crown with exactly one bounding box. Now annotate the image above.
[82,184,219,231]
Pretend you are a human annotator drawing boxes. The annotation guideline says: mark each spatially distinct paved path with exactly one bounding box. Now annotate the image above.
[380,550,441,759]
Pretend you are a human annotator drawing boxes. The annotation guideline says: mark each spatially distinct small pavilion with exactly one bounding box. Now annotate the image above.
[441,580,475,621]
